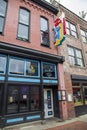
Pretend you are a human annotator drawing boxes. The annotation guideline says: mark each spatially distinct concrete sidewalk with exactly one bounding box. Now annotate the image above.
[2,114,87,130]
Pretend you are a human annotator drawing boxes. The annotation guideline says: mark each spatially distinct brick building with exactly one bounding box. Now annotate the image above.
[0,0,68,128]
[52,1,87,118]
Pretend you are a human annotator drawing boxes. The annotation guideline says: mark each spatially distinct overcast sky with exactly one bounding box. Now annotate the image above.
[46,0,87,21]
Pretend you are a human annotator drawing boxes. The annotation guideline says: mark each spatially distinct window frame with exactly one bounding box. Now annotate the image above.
[0,0,7,34]
[9,57,25,76]
[42,62,57,79]
[66,21,77,38]
[68,46,84,67]
[6,85,40,114]
[40,16,50,47]
[9,57,40,78]
[80,29,87,43]
[0,54,7,74]
[17,7,30,42]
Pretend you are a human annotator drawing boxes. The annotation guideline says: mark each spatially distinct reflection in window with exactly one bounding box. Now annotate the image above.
[0,56,6,73]
[43,63,56,78]
[30,87,40,111]
[7,86,40,114]
[9,58,24,75]
[73,88,83,106]
[7,87,19,114]
[0,0,7,34]
[19,86,29,112]
[66,21,77,38]
[17,8,30,41]
[40,17,49,46]
[26,61,38,76]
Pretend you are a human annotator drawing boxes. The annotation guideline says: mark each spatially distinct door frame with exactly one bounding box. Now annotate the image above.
[44,88,54,118]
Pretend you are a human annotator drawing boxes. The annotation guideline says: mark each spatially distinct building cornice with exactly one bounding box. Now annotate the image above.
[21,0,58,14]
[0,42,65,64]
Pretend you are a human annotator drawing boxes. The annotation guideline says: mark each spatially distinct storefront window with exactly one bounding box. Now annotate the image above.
[7,85,40,114]
[73,88,83,106]
[30,87,40,111]
[84,88,87,104]
[7,86,19,114]
[42,62,56,78]
[9,58,24,75]
[26,61,38,76]
[0,56,6,74]
[19,86,29,112]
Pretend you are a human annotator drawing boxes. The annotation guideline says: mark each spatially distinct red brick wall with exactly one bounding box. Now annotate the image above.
[64,72,75,118]
[0,0,58,55]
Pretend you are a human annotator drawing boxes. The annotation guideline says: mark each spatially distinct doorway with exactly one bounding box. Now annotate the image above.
[44,89,54,118]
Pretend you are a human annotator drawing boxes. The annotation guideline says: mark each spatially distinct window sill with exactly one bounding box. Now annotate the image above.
[41,43,51,48]
[69,64,86,69]
[66,34,79,40]
[16,37,30,43]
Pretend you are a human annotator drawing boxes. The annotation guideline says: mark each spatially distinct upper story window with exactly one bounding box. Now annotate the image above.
[40,17,49,47]
[80,29,87,43]
[17,8,30,41]
[0,55,6,74]
[68,46,84,67]
[66,21,77,38]
[0,0,7,34]
[42,62,57,78]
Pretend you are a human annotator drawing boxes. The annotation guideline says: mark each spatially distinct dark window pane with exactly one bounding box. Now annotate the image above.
[41,31,49,45]
[30,87,40,111]
[9,58,24,75]
[0,17,4,33]
[18,24,28,40]
[84,88,87,104]
[0,56,6,73]
[0,0,7,17]
[26,61,38,76]
[19,9,29,25]
[43,63,56,78]
[19,86,29,112]
[7,87,19,114]
[41,17,48,31]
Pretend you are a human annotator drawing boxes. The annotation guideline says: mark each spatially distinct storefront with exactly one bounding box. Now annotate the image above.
[0,42,64,128]
[72,75,87,116]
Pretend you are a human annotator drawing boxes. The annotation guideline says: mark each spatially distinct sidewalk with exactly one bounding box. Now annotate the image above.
[2,114,87,130]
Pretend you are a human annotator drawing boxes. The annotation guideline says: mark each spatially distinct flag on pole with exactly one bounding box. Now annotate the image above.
[54,11,66,46]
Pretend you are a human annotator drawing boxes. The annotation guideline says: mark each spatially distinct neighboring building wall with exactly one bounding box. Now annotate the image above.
[52,0,87,118]
[59,4,87,117]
